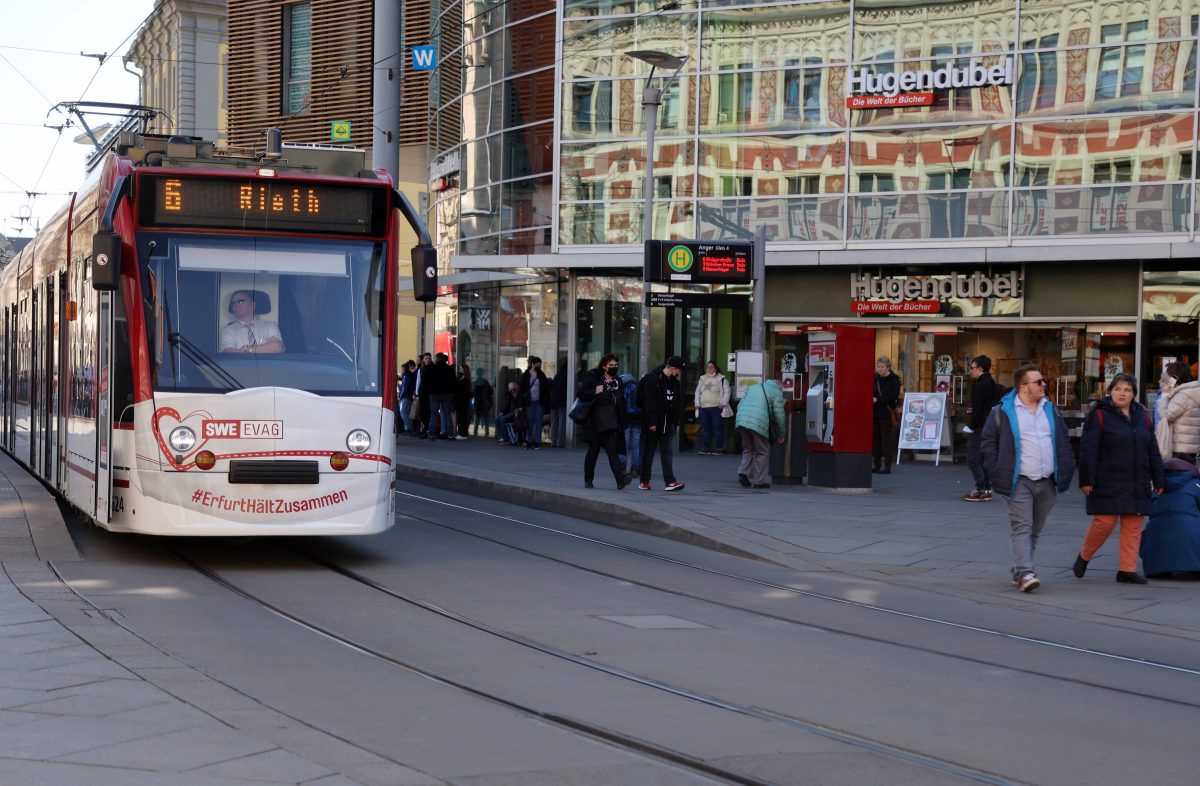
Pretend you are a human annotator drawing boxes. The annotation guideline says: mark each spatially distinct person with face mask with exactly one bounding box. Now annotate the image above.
[638,356,686,492]
[577,353,629,489]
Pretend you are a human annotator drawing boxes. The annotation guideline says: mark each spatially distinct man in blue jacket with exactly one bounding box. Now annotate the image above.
[981,364,1076,593]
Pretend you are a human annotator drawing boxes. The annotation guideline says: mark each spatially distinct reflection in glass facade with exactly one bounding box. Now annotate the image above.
[429,0,556,259]
[553,0,1200,245]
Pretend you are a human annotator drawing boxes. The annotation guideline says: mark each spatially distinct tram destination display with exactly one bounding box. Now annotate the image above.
[644,240,754,284]
[136,173,389,236]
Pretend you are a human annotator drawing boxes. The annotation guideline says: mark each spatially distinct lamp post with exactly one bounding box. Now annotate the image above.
[626,49,686,377]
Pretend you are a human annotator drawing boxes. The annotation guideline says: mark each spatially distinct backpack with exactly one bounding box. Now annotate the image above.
[1092,402,1152,431]
[624,379,642,415]
[635,374,655,415]
[993,383,1011,406]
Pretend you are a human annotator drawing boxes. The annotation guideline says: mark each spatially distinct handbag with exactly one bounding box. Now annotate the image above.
[877,379,901,427]
[568,396,593,424]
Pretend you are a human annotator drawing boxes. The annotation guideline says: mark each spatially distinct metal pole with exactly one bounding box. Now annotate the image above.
[750,223,766,351]
[371,0,401,180]
[638,86,661,377]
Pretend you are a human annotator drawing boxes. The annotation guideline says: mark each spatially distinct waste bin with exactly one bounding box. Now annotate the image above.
[769,409,807,484]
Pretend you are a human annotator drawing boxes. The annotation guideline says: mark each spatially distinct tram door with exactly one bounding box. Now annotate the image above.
[43,277,56,486]
[55,271,67,489]
[29,287,39,472]
[94,290,113,525]
[2,306,10,449]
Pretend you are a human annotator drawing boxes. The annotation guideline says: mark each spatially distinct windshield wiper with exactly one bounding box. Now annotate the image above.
[326,337,360,389]
[168,332,243,390]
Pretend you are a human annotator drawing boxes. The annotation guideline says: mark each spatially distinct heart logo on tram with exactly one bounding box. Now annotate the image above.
[152,407,215,468]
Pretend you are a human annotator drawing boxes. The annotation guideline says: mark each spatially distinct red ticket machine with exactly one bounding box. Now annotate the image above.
[803,324,875,488]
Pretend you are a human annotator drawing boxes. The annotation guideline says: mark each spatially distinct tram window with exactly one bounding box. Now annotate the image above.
[112,296,135,424]
[158,238,383,395]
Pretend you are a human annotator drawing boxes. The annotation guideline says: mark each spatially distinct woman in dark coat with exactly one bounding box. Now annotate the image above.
[578,353,628,490]
[1074,373,1165,584]
[1142,458,1200,577]
[872,355,902,474]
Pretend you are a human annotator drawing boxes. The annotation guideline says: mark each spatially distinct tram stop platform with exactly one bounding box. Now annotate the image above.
[392,433,1200,637]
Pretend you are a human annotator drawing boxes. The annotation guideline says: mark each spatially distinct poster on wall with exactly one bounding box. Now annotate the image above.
[896,392,948,466]
[734,350,767,400]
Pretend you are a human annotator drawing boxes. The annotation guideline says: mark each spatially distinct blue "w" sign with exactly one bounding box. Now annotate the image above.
[412,46,437,71]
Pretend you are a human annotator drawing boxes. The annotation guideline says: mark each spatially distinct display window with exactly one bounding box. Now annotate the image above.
[1142,267,1200,407]
[769,321,1134,461]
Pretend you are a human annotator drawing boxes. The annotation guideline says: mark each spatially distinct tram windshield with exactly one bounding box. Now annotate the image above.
[145,235,387,396]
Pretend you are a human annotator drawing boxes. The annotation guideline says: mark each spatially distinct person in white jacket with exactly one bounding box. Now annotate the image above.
[694,360,731,455]
[1161,361,1200,462]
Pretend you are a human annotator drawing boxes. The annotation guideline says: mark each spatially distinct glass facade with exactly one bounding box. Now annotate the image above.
[422,0,1200,436]
[429,0,557,260]
[557,0,1200,245]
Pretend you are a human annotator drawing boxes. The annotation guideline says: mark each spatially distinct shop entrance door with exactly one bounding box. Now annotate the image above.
[879,324,1130,461]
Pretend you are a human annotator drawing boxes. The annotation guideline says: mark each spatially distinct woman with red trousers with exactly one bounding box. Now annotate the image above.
[1074,373,1165,584]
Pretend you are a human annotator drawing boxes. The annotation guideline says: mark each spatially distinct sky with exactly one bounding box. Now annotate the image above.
[0,0,151,241]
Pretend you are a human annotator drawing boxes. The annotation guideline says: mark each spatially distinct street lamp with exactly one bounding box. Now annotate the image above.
[626,49,687,377]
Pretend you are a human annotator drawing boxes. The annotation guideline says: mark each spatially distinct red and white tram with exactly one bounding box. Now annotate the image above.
[0,132,437,535]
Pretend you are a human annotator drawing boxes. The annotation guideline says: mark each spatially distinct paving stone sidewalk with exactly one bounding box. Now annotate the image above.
[0,452,439,786]
[394,432,1200,636]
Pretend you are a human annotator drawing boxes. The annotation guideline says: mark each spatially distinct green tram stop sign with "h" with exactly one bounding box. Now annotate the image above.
[330,121,352,142]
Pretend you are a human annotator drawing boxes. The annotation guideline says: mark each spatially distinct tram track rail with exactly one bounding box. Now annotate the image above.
[389,490,1200,701]
[171,546,1027,786]
[168,549,781,786]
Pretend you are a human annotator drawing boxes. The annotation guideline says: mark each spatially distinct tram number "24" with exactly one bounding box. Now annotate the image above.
[111,496,125,514]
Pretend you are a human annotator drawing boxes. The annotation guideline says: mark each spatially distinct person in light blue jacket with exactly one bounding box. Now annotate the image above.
[980,364,1076,593]
[735,379,786,488]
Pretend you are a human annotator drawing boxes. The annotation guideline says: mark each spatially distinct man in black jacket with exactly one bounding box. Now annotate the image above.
[425,353,457,439]
[638,355,686,491]
[964,355,998,501]
[413,353,433,438]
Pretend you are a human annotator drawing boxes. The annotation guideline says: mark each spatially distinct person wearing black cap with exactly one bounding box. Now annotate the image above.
[637,356,686,491]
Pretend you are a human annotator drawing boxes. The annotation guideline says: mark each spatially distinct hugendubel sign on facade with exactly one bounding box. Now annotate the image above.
[850,271,1020,314]
[845,58,1014,109]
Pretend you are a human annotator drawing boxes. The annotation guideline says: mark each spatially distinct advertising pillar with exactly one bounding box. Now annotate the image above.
[804,324,874,489]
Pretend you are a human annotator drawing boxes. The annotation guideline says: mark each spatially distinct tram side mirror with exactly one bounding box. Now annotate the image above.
[91,231,122,292]
[411,245,438,303]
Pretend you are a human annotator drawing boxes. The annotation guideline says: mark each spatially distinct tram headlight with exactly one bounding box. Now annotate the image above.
[346,429,372,454]
[169,426,197,453]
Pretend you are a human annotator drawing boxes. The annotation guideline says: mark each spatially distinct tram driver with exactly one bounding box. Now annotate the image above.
[219,290,285,354]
